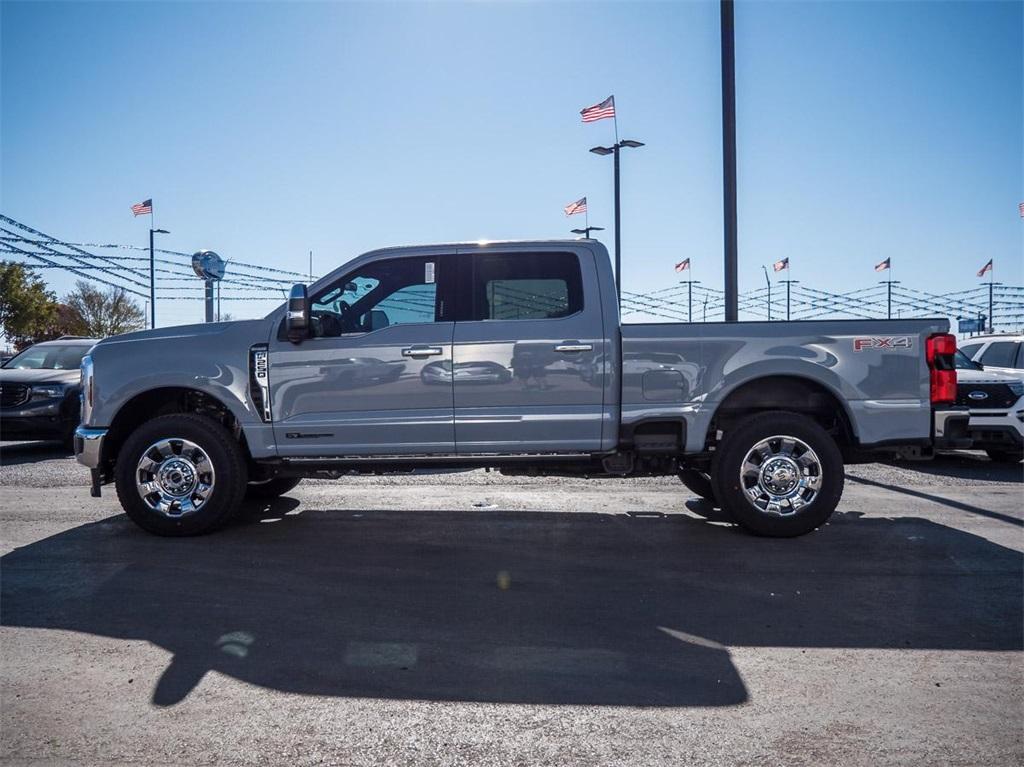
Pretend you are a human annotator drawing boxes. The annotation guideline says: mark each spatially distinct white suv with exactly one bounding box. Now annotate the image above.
[954,350,1024,463]
[958,334,1024,376]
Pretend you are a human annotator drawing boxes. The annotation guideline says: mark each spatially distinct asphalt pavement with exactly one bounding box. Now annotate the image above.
[1,441,1021,766]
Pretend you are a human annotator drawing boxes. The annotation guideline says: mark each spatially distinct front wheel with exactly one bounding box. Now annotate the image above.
[114,413,248,536]
[711,412,844,537]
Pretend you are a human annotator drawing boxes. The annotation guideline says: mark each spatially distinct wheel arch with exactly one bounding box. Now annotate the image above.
[704,374,857,449]
[104,386,251,468]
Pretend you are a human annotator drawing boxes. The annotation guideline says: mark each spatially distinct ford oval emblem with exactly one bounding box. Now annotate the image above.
[968,391,989,401]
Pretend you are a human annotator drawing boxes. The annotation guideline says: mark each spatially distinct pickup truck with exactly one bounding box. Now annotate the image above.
[74,239,969,538]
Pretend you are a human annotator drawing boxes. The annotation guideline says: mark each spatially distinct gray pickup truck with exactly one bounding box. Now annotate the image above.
[75,239,968,537]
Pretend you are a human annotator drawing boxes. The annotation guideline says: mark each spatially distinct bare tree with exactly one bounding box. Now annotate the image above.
[64,281,146,338]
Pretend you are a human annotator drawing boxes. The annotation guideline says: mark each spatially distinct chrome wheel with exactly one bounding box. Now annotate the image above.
[739,434,822,516]
[135,438,215,518]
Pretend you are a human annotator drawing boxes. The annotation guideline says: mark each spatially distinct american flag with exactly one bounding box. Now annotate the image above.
[564,197,587,216]
[580,96,615,123]
[773,257,789,273]
[675,258,690,273]
[874,257,890,272]
[977,259,993,278]
[1019,202,1024,217]
[131,199,152,216]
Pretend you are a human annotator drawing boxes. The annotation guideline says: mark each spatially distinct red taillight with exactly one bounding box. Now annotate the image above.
[926,333,956,365]
[926,332,957,405]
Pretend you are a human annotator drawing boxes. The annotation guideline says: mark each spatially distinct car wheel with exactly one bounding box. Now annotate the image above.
[245,476,302,500]
[985,449,1024,464]
[711,411,844,537]
[678,468,717,502]
[114,413,248,536]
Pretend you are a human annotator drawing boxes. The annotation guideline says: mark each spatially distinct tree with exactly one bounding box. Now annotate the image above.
[0,261,59,349]
[64,281,146,338]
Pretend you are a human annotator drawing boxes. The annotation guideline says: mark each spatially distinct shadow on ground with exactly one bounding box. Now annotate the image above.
[0,440,72,465]
[2,500,1021,708]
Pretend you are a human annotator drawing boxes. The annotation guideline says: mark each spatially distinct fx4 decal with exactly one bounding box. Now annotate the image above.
[853,336,913,352]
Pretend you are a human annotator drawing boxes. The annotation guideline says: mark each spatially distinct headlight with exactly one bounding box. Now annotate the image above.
[1009,381,1024,398]
[30,384,67,400]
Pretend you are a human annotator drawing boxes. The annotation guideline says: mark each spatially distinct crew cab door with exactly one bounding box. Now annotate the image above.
[267,254,456,456]
[451,247,609,453]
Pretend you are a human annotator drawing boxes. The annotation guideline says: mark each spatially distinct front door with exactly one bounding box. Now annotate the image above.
[452,249,608,454]
[268,254,456,456]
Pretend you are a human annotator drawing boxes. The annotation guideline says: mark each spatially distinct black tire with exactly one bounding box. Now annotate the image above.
[114,413,248,536]
[711,411,844,537]
[678,468,717,503]
[245,476,302,499]
[986,449,1024,464]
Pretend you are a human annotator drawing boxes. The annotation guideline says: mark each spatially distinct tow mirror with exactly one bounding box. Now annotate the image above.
[286,284,309,344]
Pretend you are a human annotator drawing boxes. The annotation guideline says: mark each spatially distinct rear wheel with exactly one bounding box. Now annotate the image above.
[986,449,1024,464]
[711,411,844,537]
[114,413,248,536]
[245,476,302,499]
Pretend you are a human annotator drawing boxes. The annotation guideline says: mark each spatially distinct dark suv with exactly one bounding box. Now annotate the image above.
[0,337,98,449]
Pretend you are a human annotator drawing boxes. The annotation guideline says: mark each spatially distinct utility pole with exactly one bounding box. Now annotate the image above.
[679,280,701,323]
[721,0,738,322]
[780,279,799,321]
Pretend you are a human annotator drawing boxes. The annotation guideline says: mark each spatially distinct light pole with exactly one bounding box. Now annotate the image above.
[879,279,900,319]
[679,280,701,323]
[149,228,170,328]
[590,139,644,309]
[571,226,605,239]
[780,279,799,321]
[761,266,771,320]
[721,0,738,322]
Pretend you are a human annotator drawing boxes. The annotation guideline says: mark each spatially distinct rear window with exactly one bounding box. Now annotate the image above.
[958,343,982,360]
[470,252,583,321]
[980,341,1021,369]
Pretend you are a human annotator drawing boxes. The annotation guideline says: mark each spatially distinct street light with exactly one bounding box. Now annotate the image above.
[590,139,644,308]
[149,228,170,329]
[571,226,605,238]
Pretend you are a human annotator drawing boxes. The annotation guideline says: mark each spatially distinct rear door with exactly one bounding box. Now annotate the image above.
[451,248,607,454]
[268,253,456,456]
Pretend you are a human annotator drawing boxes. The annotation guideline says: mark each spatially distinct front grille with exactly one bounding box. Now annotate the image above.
[956,383,1019,410]
[0,383,30,408]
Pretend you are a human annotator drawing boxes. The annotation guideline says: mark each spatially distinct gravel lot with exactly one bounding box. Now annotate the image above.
[1,441,1022,766]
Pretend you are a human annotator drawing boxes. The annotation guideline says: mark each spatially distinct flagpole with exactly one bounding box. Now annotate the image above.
[612,96,619,145]
[149,206,156,329]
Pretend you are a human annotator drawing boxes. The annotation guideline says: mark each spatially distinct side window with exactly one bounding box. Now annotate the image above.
[470,252,583,321]
[958,343,982,360]
[980,341,1018,368]
[310,257,439,337]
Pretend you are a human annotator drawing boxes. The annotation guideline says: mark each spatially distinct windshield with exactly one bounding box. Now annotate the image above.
[954,350,983,371]
[3,345,89,370]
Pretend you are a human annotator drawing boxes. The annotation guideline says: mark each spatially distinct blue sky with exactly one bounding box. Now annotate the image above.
[2,0,1021,327]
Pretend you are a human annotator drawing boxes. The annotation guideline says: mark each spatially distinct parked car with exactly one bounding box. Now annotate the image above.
[76,240,969,538]
[1,337,99,449]
[958,333,1024,376]
[953,350,1024,463]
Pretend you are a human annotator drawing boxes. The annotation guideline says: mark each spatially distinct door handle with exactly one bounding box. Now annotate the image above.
[402,346,444,358]
[554,343,593,353]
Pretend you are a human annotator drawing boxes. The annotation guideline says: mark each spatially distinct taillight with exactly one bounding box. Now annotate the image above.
[926,333,957,405]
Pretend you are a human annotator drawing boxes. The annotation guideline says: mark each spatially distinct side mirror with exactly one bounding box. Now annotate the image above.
[286,284,309,344]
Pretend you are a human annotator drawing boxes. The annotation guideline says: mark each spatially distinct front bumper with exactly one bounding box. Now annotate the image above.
[74,426,107,469]
[0,397,78,440]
